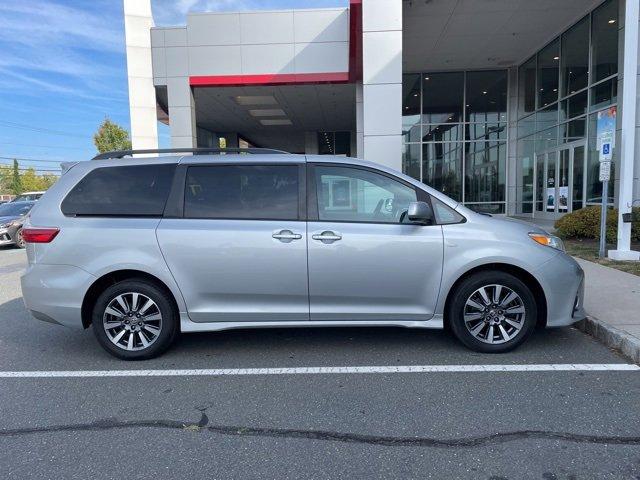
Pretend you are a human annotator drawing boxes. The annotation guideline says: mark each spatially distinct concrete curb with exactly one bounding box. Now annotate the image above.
[576,317,640,364]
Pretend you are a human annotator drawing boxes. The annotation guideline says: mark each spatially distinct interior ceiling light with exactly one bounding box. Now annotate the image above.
[608,19,616,24]
[553,56,560,60]
[259,119,292,126]
[248,109,286,117]
[235,95,278,106]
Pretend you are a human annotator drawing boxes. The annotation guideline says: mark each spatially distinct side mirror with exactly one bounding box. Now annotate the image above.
[407,201,433,225]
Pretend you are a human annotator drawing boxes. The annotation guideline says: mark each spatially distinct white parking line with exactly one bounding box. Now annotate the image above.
[0,363,637,378]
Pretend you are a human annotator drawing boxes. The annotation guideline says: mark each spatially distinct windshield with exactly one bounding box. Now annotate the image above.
[0,202,34,217]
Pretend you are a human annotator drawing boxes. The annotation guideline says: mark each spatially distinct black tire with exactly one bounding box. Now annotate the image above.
[92,279,178,360]
[14,228,25,249]
[447,271,537,353]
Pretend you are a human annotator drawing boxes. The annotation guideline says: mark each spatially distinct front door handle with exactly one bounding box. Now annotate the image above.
[312,231,342,242]
[272,230,302,242]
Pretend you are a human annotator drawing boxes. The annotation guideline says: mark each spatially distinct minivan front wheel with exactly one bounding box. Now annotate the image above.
[448,271,537,353]
[92,280,178,360]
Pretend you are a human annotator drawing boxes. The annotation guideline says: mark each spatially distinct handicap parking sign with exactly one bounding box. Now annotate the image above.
[602,143,610,155]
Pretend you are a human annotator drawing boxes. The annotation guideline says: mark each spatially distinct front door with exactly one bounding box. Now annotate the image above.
[157,163,309,323]
[534,143,584,219]
[306,164,444,321]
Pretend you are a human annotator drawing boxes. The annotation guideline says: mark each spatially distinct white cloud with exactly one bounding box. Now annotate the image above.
[0,0,126,101]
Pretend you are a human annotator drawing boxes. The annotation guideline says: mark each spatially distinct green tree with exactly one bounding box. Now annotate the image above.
[19,168,58,192]
[0,164,11,193]
[10,159,22,195]
[93,118,132,154]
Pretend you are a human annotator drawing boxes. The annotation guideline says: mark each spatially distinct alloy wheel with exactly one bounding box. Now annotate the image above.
[463,284,526,344]
[102,292,162,351]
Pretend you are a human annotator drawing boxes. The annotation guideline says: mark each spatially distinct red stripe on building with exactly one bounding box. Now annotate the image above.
[189,72,350,87]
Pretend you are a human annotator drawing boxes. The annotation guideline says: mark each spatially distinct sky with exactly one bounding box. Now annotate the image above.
[0,0,347,176]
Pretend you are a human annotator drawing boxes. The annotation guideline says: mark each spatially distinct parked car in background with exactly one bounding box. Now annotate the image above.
[11,191,45,202]
[21,149,585,360]
[0,201,35,248]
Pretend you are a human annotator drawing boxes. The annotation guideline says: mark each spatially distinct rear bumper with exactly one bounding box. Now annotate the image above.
[534,252,586,327]
[21,263,96,329]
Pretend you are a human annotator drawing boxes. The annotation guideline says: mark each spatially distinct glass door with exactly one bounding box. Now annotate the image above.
[533,142,584,219]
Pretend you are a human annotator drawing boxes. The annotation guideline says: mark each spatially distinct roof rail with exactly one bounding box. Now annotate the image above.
[91,147,290,160]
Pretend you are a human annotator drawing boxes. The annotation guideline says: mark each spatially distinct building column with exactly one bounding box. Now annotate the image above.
[304,132,319,155]
[360,0,402,170]
[355,83,364,158]
[167,77,197,148]
[506,67,519,216]
[123,0,158,150]
[609,0,640,260]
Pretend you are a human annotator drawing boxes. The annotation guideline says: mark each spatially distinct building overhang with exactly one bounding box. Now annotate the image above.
[402,0,607,72]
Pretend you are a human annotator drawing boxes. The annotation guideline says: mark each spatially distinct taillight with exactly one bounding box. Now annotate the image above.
[22,227,59,243]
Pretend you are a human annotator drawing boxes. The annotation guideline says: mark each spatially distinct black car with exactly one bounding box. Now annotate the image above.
[0,201,35,248]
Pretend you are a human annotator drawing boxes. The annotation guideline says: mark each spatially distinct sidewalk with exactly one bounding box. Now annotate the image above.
[574,258,640,363]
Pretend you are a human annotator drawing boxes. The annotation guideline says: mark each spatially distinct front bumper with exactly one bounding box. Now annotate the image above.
[534,252,586,327]
[21,263,96,329]
[0,228,14,246]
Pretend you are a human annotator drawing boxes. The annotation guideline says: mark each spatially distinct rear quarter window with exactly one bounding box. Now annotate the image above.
[61,164,176,216]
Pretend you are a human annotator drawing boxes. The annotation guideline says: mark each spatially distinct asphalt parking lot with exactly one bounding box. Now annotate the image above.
[1,247,640,479]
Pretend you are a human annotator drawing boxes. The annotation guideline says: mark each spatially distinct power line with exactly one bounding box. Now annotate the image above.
[0,156,67,164]
[0,141,88,151]
[0,120,86,138]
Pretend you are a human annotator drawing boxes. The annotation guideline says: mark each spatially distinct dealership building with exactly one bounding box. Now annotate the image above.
[124,0,639,259]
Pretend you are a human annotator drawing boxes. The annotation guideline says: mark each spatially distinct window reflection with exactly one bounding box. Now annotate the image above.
[592,0,619,82]
[422,142,463,201]
[561,17,589,97]
[422,72,464,123]
[537,39,559,108]
[465,71,507,123]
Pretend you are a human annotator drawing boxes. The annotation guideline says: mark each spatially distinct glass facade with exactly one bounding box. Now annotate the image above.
[402,70,508,214]
[516,0,619,216]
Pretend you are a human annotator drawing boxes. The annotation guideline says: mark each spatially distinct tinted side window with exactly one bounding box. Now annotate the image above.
[314,166,417,223]
[431,197,465,224]
[184,165,299,220]
[62,165,175,216]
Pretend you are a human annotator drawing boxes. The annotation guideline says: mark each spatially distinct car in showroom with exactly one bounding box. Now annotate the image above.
[0,201,35,249]
[20,149,585,359]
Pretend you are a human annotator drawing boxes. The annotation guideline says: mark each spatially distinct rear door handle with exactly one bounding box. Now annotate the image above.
[272,230,302,242]
[312,231,342,242]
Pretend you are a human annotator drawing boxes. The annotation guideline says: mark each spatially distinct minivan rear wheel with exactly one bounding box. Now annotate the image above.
[92,279,178,360]
[448,271,537,353]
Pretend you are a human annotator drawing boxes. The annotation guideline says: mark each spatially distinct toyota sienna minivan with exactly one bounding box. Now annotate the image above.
[21,149,585,360]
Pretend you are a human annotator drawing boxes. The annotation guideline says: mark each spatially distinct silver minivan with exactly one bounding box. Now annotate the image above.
[21,149,585,359]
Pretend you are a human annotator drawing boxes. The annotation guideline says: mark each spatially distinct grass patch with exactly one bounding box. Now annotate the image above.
[564,239,640,276]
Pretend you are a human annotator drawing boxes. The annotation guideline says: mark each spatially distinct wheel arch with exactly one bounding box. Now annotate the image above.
[81,269,180,329]
[442,263,547,329]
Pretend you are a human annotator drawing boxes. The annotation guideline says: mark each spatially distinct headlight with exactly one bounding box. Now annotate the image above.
[529,233,565,252]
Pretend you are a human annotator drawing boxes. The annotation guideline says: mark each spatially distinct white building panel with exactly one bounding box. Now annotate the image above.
[241,44,296,75]
[166,77,192,107]
[188,46,242,76]
[294,42,349,73]
[240,12,294,44]
[188,13,241,46]
[362,31,402,85]
[150,28,165,47]
[362,83,402,136]
[293,9,349,43]
[165,47,189,77]
[151,48,166,78]
[164,27,188,47]
[169,107,196,137]
[362,0,402,32]
[363,135,403,170]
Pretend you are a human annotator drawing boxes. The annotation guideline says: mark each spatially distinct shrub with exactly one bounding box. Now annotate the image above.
[554,206,640,243]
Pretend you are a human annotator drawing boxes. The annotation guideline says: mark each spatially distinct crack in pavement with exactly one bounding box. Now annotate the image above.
[1,411,639,448]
